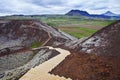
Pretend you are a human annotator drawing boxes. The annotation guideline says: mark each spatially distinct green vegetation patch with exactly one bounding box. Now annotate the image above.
[31,41,42,48]
[62,27,97,38]
[75,27,97,33]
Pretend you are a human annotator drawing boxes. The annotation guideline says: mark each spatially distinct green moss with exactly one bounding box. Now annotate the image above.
[31,41,42,48]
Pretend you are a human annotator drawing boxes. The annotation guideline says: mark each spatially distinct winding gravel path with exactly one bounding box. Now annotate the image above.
[20,46,72,80]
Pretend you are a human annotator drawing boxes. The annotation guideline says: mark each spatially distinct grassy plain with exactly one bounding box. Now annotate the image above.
[37,15,114,38]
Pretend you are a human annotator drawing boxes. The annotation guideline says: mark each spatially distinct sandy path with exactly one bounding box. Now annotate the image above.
[20,47,72,80]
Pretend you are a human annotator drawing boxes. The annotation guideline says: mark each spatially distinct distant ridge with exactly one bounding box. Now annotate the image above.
[102,11,119,16]
[66,10,89,16]
[66,10,120,20]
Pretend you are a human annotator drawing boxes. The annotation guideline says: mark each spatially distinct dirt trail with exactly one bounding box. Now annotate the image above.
[42,32,52,46]
[20,47,72,80]
[28,23,52,46]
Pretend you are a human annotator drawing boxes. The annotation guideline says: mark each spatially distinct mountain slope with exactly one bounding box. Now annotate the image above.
[0,19,76,49]
[50,20,120,80]
[81,20,120,57]
[0,19,77,80]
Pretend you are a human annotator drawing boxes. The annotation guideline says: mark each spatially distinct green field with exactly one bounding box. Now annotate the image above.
[4,15,115,38]
[36,16,115,38]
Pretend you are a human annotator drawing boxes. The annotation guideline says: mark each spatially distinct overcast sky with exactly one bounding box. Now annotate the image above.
[0,0,120,16]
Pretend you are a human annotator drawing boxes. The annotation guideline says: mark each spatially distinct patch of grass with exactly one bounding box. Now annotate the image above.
[75,27,97,33]
[62,27,97,38]
[47,22,57,27]
[31,41,42,48]
[66,32,86,38]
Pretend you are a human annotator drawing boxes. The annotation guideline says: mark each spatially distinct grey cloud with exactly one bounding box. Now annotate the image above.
[0,0,120,16]
[90,7,108,10]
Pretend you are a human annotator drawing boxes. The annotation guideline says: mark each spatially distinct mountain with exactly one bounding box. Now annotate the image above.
[102,11,118,16]
[66,10,89,16]
[0,19,76,79]
[66,10,120,20]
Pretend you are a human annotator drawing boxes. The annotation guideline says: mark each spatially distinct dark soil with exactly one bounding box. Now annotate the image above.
[50,52,120,80]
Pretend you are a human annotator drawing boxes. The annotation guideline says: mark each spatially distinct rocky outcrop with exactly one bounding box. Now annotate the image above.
[62,38,87,50]
[0,46,29,57]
